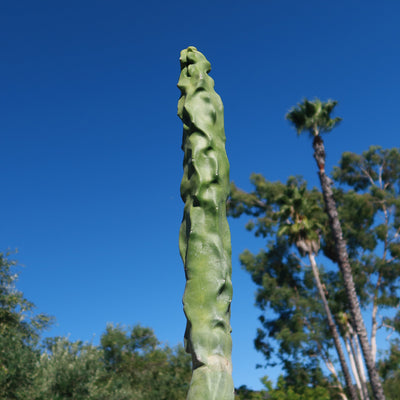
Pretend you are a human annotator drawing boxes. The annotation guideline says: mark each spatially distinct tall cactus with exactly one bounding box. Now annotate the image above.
[177,46,234,400]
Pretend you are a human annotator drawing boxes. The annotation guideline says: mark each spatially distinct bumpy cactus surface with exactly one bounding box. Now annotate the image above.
[178,46,234,400]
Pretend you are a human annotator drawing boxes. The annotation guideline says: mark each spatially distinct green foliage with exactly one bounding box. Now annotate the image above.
[0,251,53,400]
[98,325,192,400]
[0,251,191,399]
[285,98,341,137]
[276,182,325,255]
[332,146,400,326]
[333,146,400,191]
[260,369,336,400]
[97,324,191,400]
[230,178,338,375]
[33,338,102,400]
[378,340,400,400]
[235,384,266,399]
[266,375,331,400]
[32,325,192,400]
[0,327,39,400]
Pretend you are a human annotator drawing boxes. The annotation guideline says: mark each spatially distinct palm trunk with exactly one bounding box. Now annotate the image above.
[345,332,364,400]
[304,313,348,399]
[178,46,234,400]
[323,355,348,400]
[313,135,385,400]
[348,326,370,400]
[308,253,358,400]
[352,327,369,400]
[371,300,379,364]
[345,322,370,400]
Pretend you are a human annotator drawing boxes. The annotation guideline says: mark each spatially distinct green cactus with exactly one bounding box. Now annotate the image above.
[177,46,234,400]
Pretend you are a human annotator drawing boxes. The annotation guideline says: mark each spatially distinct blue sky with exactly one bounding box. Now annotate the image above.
[1,0,400,391]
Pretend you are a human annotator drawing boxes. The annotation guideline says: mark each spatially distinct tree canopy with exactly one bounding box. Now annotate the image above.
[0,251,192,399]
[229,146,400,400]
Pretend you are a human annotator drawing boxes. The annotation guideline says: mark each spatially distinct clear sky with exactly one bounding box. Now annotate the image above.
[1,0,400,391]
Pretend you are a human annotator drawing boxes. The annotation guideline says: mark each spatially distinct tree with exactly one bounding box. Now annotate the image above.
[178,46,234,399]
[378,340,400,400]
[333,146,400,362]
[33,324,192,400]
[286,99,385,400]
[0,251,53,400]
[235,384,266,399]
[96,324,192,400]
[33,337,102,400]
[264,373,331,400]
[276,182,359,400]
[229,176,351,398]
[229,146,400,399]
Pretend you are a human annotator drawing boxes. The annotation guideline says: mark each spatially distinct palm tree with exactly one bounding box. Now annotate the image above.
[286,98,385,400]
[277,183,359,400]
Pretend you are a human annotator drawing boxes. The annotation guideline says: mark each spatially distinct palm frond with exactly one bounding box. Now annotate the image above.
[286,98,341,137]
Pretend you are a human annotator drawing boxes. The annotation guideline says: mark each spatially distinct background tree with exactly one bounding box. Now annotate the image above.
[378,340,400,400]
[263,370,332,400]
[229,145,400,399]
[235,384,266,399]
[0,251,53,400]
[33,324,192,400]
[277,182,358,400]
[98,324,192,400]
[229,175,349,399]
[33,337,102,400]
[286,99,385,400]
[332,146,400,362]
[0,252,192,399]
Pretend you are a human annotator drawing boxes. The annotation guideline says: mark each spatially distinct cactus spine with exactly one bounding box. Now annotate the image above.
[178,46,234,400]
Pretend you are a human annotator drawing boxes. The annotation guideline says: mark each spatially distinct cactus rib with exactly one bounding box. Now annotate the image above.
[178,46,234,400]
